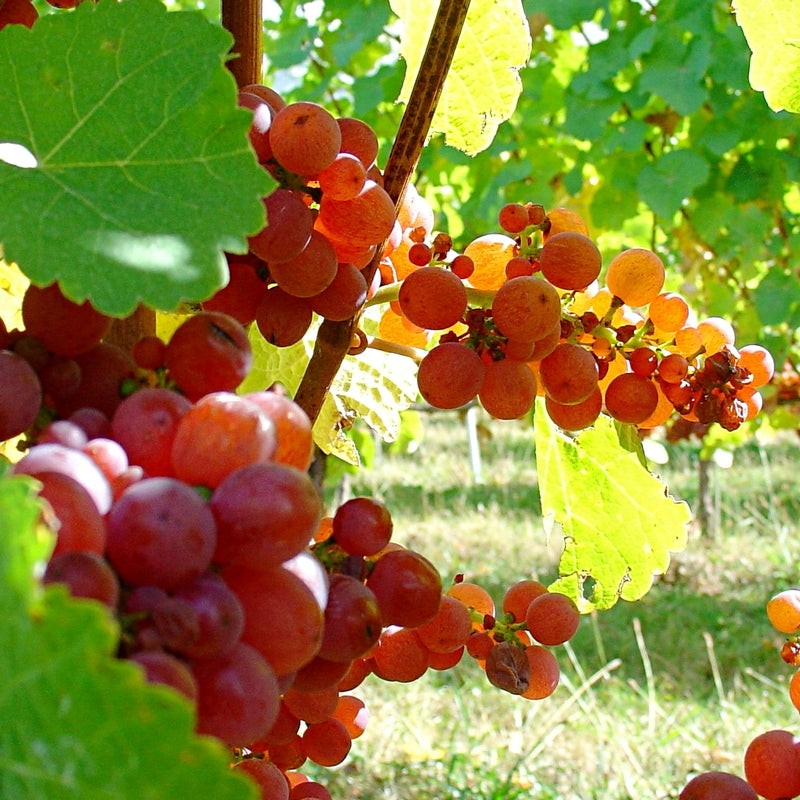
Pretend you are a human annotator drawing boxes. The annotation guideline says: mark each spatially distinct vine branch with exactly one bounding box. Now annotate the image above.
[222,0,263,88]
[294,0,472,423]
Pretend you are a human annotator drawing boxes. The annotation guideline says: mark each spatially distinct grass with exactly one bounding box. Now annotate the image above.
[312,410,800,800]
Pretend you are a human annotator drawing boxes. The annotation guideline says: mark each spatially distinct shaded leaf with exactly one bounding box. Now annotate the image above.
[533,403,690,612]
[636,149,710,219]
[0,0,272,317]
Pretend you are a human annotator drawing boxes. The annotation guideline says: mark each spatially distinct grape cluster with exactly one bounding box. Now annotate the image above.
[199,85,395,350]
[0,285,583,800]
[385,201,774,433]
[675,590,800,800]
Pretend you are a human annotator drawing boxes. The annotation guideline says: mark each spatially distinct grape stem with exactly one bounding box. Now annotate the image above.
[294,0,473,423]
[366,337,427,364]
[365,282,495,309]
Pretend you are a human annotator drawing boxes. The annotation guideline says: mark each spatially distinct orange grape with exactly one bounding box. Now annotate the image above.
[498,202,531,234]
[658,353,689,383]
[502,580,548,623]
[463,233,518,291]
[521,645,560,700]
[697,317,735,354]
[738,344,775,388]
[398,267,467,330]
[491,276,561,341]
[371,626,430,682]
[301,718,352,767]
[766,589,800,634]
[605,248,665,307]
[525,591,580,646]
[417,342,485,410]
[331,695,369,739]
[479,358,538,420]
[415,594,473,653]
[545,387,603,431]
[543,207,589,239]
[649,292,689,332]
[637,382,675,429]
[378,307,429,348]
[679,771,758,800]
[744,729,800,800]
[270,101,341,176]
[603,373,659,425]
[539,231,602,291]
[674,326,703,357]
[538,342,599,405]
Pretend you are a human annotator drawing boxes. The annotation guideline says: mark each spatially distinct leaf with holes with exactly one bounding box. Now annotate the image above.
[0,0,272,317]
[533,402,690,612]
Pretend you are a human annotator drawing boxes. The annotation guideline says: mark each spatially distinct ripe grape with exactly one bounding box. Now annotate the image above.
[502,580,548,622]
[201,260,265,326]
[697,317,735,354]
[193,642,281,748]
[498,202,530,234]
[232,759,290,800]
[337,117,379,169]
[164,311,252,401]
[240,83,287,112]
[291,655,352,693]
[524,591,581,646]
[398,266,467,330]
[629,347,658,377]
[491,275,562,342]
[366,547,442,628]
[255,286,313,347]
[738,344,775,387]
[269,101,341,176]
[415,594,473,653]
[282,686,340,724]
[679,771,757,800]
[521,644,560,700]
[39,419,88,449]
[543,207,589,239]
[539,231,602,291]
[538,342,599,405]
[131,335,167,370]
[447,581,495,623]
[463,233,518,291]
[417,342,485,410]
[301,718,352,767]
[545,387,603,431]
[243,389,314,471]
[106,477,217,590]
[308,262,368,322]
[371,626,430,682]
[317,180,396,250]
[128,651,198,702]
[317,574,382,662]
[743,729,800,800]
[238,91,275,163]
[658,353,689,384]
[21,282,111,357]
[317,152,367,201]
[43,551,120,608]
[605,248,665,307]
[13,441,113,515]
[0,0,38,29]
[478,357,538,420]
[223,564,324,676]
[649,292,689,332]
[210,462,322,567]
[766,589,800,634]
[170,392,277,489]
[603,372,659,425]
[332,496,393,556]
[111,387,192,476]
[269,230,338,298]
[331,695,369,740]
[0,349,42,440]
[249,189,314,264]
[37,472,107,556]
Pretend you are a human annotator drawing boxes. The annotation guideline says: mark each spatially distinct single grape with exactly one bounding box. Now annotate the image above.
[492,275,562,342]
[524,591,581,646]
[0,349,42,441]
[255,286,313,347]
[301,718,352,767]
[337,117,379,169]
[317,573,383,662]
[43,551,120,608]
[269,230,338,298]
[164,311,252,402]
[370,625,430,682]
[605,248,665,307]
[766,589,800,634]
[479,357,538,420]
[538,342,599,405]
[545,387,603,431]
[317,180,396,250]
[0,0,38,29]
[201,260,266,326]
[678,771,757,800]
[539,231,602,291]
[193,642,281,748]
[128,650,198,702]
[248,189,314,264]
[106,476,217,590]
[415,594,473,653]
[743,729,800,800]
[603,372,659,425]
[398,266,467,330]
[308,262,368,322]
[332,497,393,556]
[417,342,485,410]
[317,152,367,201]
[232,758,290,800]
[269,101,342,176]
[282,686,339,724]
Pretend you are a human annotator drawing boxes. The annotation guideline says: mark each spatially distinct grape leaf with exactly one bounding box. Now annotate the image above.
[389,0,532,155]
[733,0,800,112]
[0,474,257,800]
[636,149,710,219]
[533,403,690,612]
[0,0,272,317]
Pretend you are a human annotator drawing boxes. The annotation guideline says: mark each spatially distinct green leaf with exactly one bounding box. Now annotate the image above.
[753,268,800,326]
[533,403,690,612]
[0,474,256,800]
[390,0,532,155]
[733,0,800,112]
[0,0,272,317]
[636,149,710,219]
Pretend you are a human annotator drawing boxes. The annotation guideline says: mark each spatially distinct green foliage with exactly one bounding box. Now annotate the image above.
[733,0,800,112]
[533,402,691,612]
[0,0,271,316]
[0,474,255,800]
[390,0,532,154]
